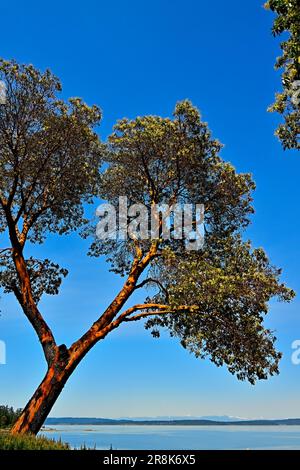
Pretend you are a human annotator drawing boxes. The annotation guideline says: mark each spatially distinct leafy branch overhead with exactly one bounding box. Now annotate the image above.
[265,0,300,149]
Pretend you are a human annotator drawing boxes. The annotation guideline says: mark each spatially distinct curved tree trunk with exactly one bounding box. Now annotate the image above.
[10,244,158,435]
[11,336,101,435]
[11,363,71,435]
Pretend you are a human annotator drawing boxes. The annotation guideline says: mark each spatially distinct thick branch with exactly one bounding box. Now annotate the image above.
[95,303,199,339]
[116,303,170,321]
[11,248,57,365]
[68,241,159,363]
[19,203,50,247]
[118,303,198,323]
[2,201,57,365]
[123,310,172,322]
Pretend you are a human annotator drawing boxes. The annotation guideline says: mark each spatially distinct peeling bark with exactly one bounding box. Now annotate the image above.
[11,364,69,435]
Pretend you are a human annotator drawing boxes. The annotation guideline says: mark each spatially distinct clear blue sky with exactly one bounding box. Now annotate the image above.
[1,0,300,419]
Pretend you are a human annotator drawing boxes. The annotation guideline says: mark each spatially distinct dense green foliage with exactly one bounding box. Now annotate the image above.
[0,59,103,302]
[265,0,300,149]
[91,101,295,384]
[0,405,22,428]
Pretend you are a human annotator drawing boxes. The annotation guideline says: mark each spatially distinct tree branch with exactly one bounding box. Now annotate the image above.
[1,201,58,365]
[118,303,198,322]
[123,310,172,322]
[116,303,170,321]
[0,248,13,254]
[135,278,169,301]
[11,248,58,365]
[68,241,160,362]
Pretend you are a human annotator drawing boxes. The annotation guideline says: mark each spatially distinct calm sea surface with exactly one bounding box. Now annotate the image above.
[40,424,300,450]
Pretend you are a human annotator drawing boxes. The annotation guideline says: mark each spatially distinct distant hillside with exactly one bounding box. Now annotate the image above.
[45,417,300,426]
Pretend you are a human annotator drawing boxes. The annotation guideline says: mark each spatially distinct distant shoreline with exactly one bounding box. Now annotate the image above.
[44,418,300,427]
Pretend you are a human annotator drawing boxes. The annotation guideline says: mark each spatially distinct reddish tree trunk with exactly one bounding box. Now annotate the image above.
[10,246,157,435]
[11,363,70,435]
[11,336,102,435]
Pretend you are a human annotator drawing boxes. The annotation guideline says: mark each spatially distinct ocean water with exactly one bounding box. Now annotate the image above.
[40,424,300,450]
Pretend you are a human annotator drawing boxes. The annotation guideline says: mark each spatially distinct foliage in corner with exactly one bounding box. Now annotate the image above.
[265,0,300,149]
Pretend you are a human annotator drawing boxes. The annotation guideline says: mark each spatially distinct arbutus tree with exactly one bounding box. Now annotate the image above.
[0,60,295,435]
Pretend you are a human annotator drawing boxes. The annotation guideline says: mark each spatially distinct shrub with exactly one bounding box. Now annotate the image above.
[0,431,70,450]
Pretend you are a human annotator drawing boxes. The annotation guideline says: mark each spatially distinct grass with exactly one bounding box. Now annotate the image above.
[0,430,70,450]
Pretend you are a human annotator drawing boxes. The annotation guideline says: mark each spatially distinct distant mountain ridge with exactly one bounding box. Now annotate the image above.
[45,417,300,426]
[119,415,244,422]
